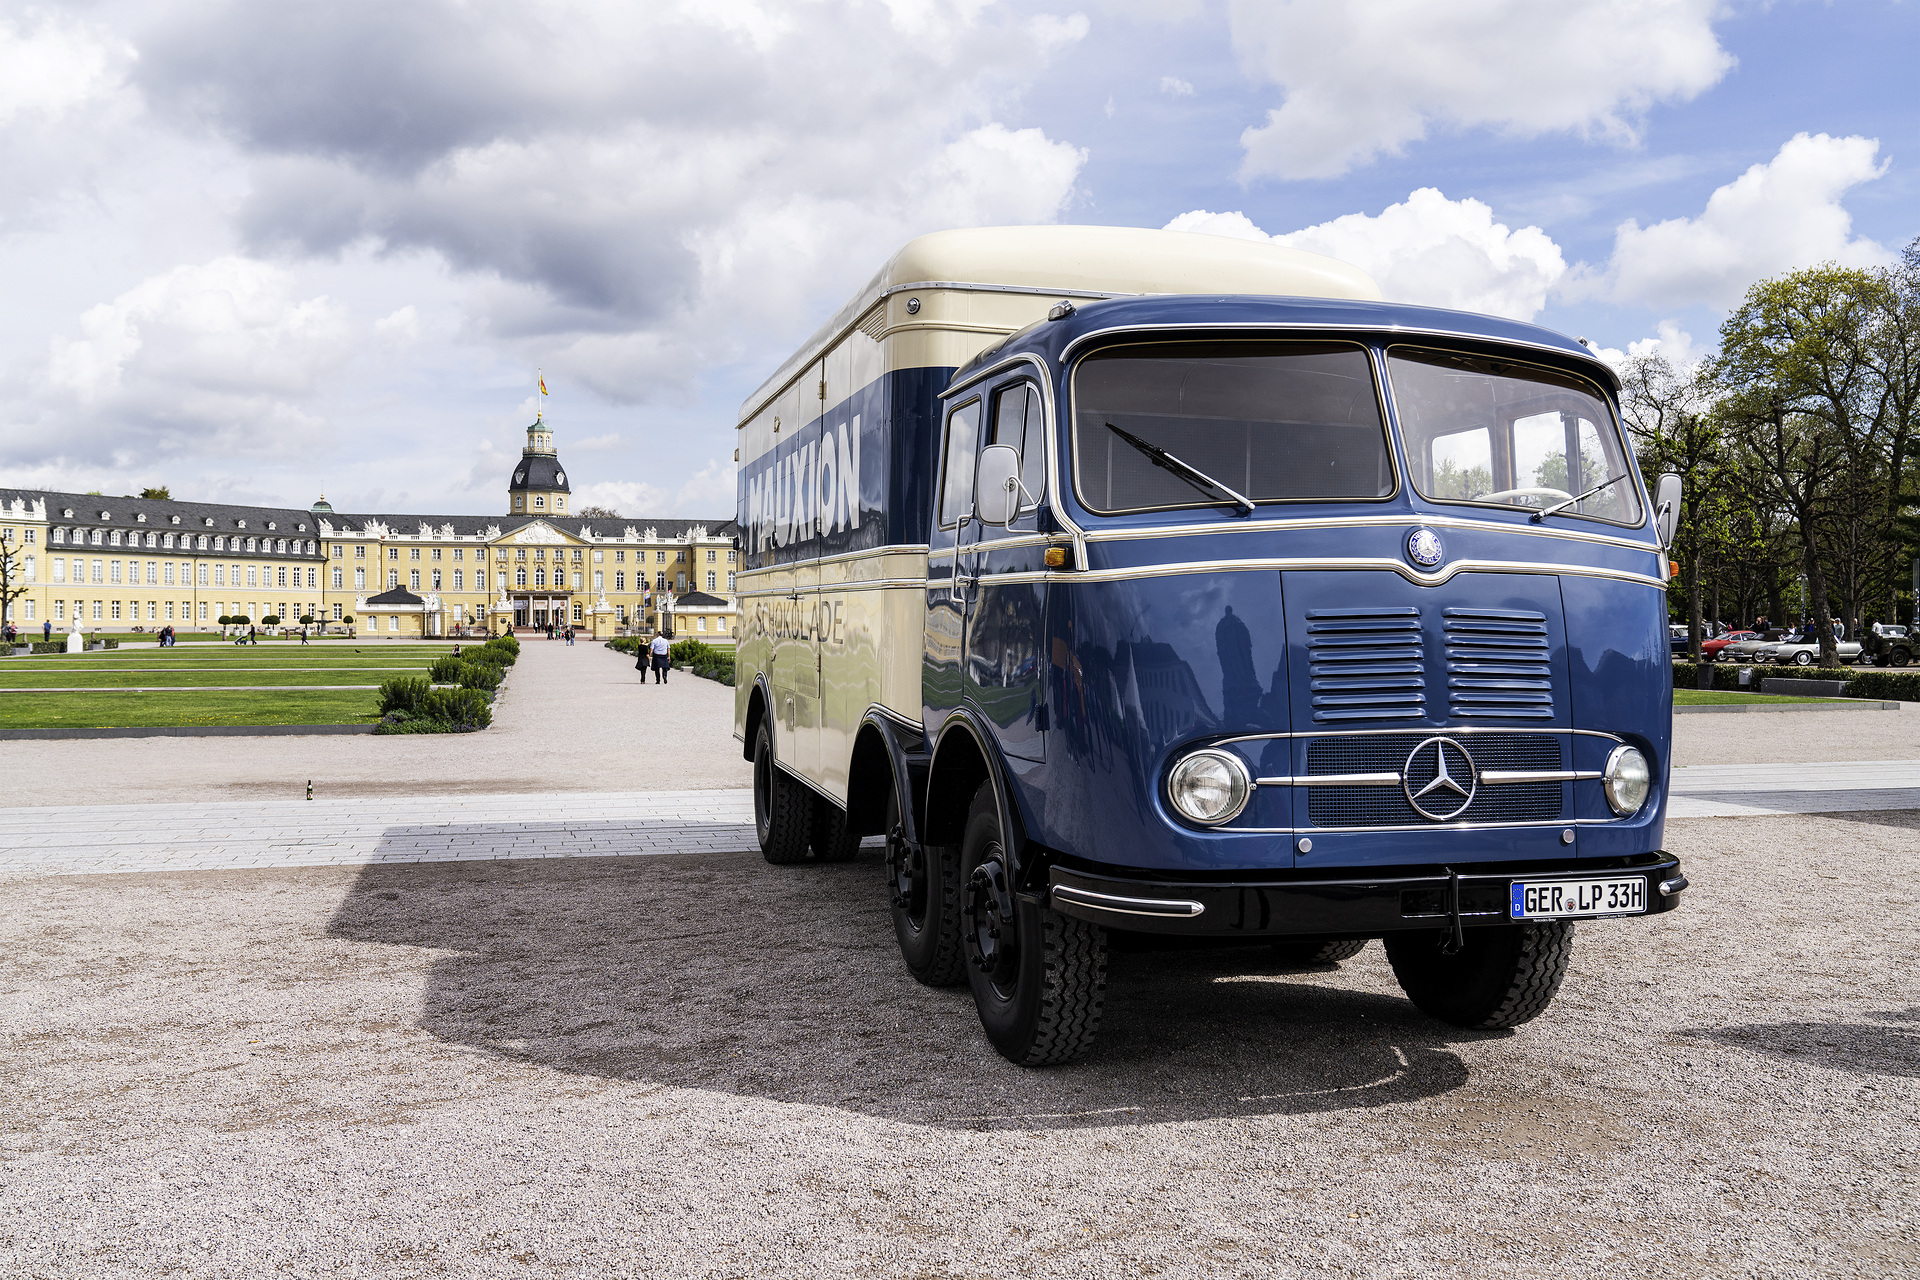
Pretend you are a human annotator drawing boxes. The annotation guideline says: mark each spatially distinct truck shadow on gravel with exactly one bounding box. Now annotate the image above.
[326,848,1486,1130]
[1682,1007,1920,1079]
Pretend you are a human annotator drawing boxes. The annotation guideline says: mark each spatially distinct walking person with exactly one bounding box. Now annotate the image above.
[649,631,671,684]
[43,619,52,643]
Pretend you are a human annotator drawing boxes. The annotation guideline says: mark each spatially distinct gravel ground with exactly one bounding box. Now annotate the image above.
[5,809,1916,1278]
[1673,703,1915,764]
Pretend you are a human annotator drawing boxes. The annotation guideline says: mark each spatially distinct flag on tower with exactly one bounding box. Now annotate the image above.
[539,375,548,396]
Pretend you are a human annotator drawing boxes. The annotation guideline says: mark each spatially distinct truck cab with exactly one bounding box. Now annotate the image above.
[734,226,1686,1065]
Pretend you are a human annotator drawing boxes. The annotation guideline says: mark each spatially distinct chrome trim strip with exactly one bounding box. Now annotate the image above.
[1256,768,1601,788]
[1254,772,1399,788]
[737,578,928,598]
[1079,512,1659,557]
[737,543,930,576]
[1052,885,1206,918]
[928,533,1055,559]
[970,557,1667,590]
[1226,816,1623,835]
[1216,727,1625,745]
[1482,769,1603,784]
[1059,321,1619,391]
[863,702,925,733]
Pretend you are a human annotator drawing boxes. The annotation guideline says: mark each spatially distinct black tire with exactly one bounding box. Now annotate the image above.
[810,799,861,862]
[958,783,1105,1066]
[1894,648,1912,669]
[753,719,814,865]
[1383,921,1574,1030]
[1793,650,1814,666]
[888,784,965,986]
[1272,938,1368,966]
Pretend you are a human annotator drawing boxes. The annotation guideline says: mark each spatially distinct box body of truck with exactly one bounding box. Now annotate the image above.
[733,226,1684,1065]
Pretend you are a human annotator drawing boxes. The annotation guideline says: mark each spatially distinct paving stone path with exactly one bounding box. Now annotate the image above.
[0,788,758,877]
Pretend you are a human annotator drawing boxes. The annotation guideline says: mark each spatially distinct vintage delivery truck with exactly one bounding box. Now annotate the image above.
[732,226,1686,1065]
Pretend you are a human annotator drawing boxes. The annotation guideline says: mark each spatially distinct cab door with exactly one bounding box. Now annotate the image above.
[962,379,1051,761]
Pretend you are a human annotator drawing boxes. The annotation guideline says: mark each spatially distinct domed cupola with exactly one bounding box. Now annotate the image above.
[508,414,571,516]
[310,494,334,515]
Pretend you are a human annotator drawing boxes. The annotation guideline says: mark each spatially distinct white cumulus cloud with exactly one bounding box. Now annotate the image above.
[0,11,127,124]
[1591,320,1709,375]
[1228,0,1733,179]
[1166,189,1567,321]
[1159,76,1194,98]
[1598,132,1893,310]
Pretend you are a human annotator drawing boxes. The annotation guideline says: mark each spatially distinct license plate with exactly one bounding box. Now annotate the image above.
[1510,877,1647,919]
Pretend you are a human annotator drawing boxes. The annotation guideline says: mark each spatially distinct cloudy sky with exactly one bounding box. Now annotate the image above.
[2,0,1913,518]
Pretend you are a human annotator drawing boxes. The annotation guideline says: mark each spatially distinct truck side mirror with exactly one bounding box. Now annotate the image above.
[975,444,1022,527]
[1654,473,1682,548]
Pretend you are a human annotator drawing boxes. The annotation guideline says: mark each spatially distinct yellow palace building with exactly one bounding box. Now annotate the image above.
[0,417,740,641]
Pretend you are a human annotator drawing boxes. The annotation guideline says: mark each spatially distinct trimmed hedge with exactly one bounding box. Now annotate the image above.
[375,677,493,733]
[1671,662,1764,692]
[1843,670,1920,702]
[30,641,65,654]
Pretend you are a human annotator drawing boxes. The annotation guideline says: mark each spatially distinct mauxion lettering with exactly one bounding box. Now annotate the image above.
[747,416,860,553]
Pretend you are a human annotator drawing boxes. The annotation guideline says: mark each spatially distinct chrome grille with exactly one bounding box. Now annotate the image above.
[1303,733,1562,828]
[1443,607,1554,720]
[1305,606,1425,723]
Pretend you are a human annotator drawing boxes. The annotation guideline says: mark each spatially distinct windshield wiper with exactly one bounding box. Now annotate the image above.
[1529,472,1629,524]
[1105,423,1254,515]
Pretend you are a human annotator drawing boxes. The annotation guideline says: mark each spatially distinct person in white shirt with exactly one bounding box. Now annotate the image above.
[648,632,671,685]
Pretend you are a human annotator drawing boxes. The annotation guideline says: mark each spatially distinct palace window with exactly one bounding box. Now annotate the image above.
[707,572,717,591]
[356,545,365,558]
[611,572,620,591]
[388,547,399,560]
[91,559,104,583]
[161,563,172,585]
[431,570,441,589]
[387,571,398,588]
[715,617,726,633]
[515,568,527,587]
[277,567,287,586]
[657,550,666,562]
[534,496,545,508]
[452,569,463,590]
[696,616,706,632]
[111,601,121,620]
[534,547,545,561]
[332,544,343,559]
[54,600,64,620]
[571,572,581,590]
[727,572,735,590]
[332,604,342,620]
[533,568,546,587]
[306,568,316,587]
[109,530,121,546]
[246,538,257,552]
[516,549,526,561]
[354,568,365,589]
[246,567,257,586]
[410,570,421,589]
[431,548,441,561]
[389,616,399,631]
[572,548,582,562]
[453,548,463,561]
[410,547,420,561]
[110,561,122,584]
[676,550,685,562]
[91,530,102,545]
[572,604,582,622]
[52,558,64,582]
[198,564,208,586]
[332,568,343,588]
[656,571,666,589]
[52,528,64,544]
[707,550,716,562]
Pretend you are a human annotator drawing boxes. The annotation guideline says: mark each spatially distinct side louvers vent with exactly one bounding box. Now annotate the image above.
[1305,606,1425,723]
[1444,607,1553,719]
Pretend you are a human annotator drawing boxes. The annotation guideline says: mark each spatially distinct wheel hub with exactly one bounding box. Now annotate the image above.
[887,826,925,916]
[964,849,1018,989]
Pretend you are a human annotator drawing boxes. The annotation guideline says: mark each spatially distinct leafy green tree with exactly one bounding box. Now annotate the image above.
[139,486,171,500]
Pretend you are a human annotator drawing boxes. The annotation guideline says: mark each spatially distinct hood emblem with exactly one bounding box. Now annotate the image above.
[1404,736,1478,821]
[1406,527,1444,569]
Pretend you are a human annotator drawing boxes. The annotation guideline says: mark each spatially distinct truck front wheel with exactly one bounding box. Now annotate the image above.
[753,720,814,865]
[958,783,1106,1066]
[1383,922,1574,1030]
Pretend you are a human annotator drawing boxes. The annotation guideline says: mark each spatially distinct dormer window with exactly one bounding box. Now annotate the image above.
[163,534,174,549]
[534,496,545,508]
[170,515,180,524]
[99,510,110,519]
[62,508,73,518]
[267,522,276,530]
[136,513,147,523]
[109,530,121,546]
[236,520,246,529]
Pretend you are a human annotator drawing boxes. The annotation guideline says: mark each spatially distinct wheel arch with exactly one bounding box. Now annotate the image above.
[926,710,1030,883]
[848,710,926,840]
[743,675,773,762]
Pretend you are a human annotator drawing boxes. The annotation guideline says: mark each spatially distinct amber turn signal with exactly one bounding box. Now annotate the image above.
[1044,546,1068,568]
[1669,560,1680,580]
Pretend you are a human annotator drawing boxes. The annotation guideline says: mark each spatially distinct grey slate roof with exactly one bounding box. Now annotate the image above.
[508,455,570,493]
[670,591,731,608]
[365,586,426,606]
[0,486,737,547]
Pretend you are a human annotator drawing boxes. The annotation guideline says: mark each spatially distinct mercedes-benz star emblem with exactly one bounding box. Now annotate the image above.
[1406,526,1444,569]
[1403,736,1478,821]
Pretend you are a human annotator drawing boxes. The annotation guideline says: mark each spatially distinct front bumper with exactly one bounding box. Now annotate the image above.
[1048,854,1685,937]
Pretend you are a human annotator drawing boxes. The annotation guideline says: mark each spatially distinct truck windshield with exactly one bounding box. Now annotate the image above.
[1071,342,1393,515]
[1389,348,1644,526]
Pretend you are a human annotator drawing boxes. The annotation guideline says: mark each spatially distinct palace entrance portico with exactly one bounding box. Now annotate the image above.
[509,593,574,629]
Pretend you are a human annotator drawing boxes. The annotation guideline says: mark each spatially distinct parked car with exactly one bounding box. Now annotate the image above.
[1718,630,1788,664]
[1669,624,1691,657]
[1762,637,1863,667]
[1858,625,1913,667]
[1699,630,1758,662]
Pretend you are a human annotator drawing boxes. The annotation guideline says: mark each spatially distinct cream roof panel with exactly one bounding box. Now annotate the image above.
[740,225,1382,424]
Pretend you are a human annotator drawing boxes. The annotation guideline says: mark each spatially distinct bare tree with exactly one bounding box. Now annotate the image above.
[576,504,621,519]
[0,531,30,640]
[1619,352,1727,658]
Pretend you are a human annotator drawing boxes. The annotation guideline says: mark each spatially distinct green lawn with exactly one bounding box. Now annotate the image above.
[1674,688,1825,705]
[0,642,473,727]
[0,689,383,728]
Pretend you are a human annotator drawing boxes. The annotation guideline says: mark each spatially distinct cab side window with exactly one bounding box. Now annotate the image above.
[991,382,1049,518]
[939,399,982,527]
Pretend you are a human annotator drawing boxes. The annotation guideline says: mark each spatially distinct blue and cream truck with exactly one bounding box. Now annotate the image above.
[733,226,1686,1065]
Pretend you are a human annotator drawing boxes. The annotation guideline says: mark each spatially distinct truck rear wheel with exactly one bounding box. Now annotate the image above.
[810,802,861,862]
[889,786,965,986]
[1384,921,1573,1029]
[959,783,1105,1066]
[753,720,814,865]
[1272,938,1368,966]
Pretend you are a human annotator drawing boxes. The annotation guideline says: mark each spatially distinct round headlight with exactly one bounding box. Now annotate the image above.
[1167,749,1251,825]
[1603,745,1651,816]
